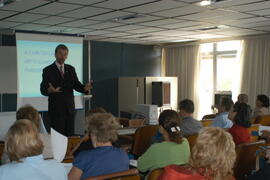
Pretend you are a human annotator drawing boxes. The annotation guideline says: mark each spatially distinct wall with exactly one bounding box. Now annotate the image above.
[90,41,161,115]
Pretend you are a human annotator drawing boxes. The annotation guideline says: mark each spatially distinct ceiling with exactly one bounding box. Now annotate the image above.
[0,0,270,45]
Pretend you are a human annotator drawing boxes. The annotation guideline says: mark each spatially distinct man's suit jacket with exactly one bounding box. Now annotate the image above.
[40,62,86,113]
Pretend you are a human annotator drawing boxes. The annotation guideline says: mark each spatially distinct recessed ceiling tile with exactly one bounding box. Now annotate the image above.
[202,12,253,23]
[222,17,269,25]
[14,23,49,31]
[125,0,186,14]
[59,19,100,27]
[151,5,208,18]
[88,11,132,21]
[139,18,183,26]
[161,21,203,29]
[249,9,270,16]
[180,9,232,21]
[61,6,111,18]
[102,32,131,37]
[252,25,270,32]
[29,2,82,15]
[1,0,48,11]
[65,28,90,34]
[39,26,72,33]
[129,27,163,33]
[209,0,262,8]
[238,21,270,28]
[5,13,47,23]
[0,10,18,20]
[59,0,105,5]
[109,25,145,31]
[85,22,123,29]
[228,1,270,12]
[34,16,74,25]
[94,0,157,10]
[84,30,113,35]
[0,21,21,28]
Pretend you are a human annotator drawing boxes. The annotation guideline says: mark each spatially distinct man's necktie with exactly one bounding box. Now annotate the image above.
[60,65,64,78]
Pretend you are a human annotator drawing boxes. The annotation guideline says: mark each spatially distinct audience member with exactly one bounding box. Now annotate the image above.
[253,94,270,118]
[211,97,233,128]
[138,110,190,174]
[179,99,202,136]
[0,119,67,180]
[158,127,236,180]
[228,103,251,145]
[68,113,129,180]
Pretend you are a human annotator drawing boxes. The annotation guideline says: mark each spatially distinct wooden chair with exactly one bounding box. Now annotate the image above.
[147,168,164,180]
[0,141,4,160]
[202,114,216,120]
[201,119,213,127]
[234,140,266,180]
[85,169,140,180]
[62,136,81,163]
[131,125,159,157]
[248,124,260,142]
[185,134,198,150]
[255,115,270,126]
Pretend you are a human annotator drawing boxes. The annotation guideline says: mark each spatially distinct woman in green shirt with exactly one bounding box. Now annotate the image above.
[138,110,190,173]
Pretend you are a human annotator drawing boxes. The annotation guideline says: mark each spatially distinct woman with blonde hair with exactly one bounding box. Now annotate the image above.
[0,119,67,180]
[159,127,236,180]
[68,113,129,180]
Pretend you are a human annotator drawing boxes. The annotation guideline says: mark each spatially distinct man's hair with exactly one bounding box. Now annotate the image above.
[16,105,40,130]
[55,44,69,54]
[257,94,270,108]
[220,97,233,111]
[87,113,120,143]
[5,119,43,162]
[158,110,183,144]
[189,127,236,180]
[179,99,194,113]
[238,94,248,103]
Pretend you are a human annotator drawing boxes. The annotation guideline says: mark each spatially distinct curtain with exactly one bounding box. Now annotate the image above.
[161,45,201,119]
[239,38,270,108]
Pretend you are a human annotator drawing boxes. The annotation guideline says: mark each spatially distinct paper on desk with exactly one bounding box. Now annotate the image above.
[51,128,68,162]
[259,125,270,136]
[129,160,138,167]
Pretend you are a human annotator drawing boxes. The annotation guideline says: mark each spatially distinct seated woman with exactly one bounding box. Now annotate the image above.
[0,119,67,180]
[68,113,129,180]
[138,110,190,173]
[158,127,236,180]
[228,102,252,145]
[2,105,52,164]
[253,94,270,118]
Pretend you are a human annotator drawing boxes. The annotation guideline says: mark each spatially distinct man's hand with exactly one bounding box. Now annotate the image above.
[47,83,61,93]
[84,82,92,93]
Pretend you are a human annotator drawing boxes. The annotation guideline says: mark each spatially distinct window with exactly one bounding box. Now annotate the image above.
[199,40,241,117]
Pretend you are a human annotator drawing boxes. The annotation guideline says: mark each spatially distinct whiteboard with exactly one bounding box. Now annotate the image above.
[0,46,17,93]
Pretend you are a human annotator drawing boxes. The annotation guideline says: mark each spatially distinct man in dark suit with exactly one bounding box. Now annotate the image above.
[40,44,91,136]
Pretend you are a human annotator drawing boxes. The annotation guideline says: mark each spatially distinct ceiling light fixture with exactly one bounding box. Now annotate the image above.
[0,0,16,8]
[199,0,212,6]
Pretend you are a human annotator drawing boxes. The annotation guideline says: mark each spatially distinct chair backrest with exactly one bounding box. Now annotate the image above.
[234,140,266,180]
[248,124,260,142]
[0,141,4,160]
[255,115,270,126]
[62,136,81,163]
[131,125,159,157]
[185,134,198,150]
[202,114,216,120]
[147,168,164,180]
[201,119,213,127]
[85,169,139,180]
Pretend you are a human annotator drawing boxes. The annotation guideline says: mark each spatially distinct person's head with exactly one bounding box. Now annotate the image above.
[158,110,182,144]
[85,107,106,117]
[86,113,120,147]
[55,44,68,64]
[5,119,43,162]
[230,103,251,128]
[256,94,270,108]
[179,99,194,117]
[189,127,236,180]
[238,94,248,104]
[16,105,40,130]
[218,97,233,113]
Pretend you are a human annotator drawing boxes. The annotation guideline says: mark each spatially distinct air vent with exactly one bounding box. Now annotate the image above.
[113,14,144,22]
[138,35,151,39]
[198,25,229,31]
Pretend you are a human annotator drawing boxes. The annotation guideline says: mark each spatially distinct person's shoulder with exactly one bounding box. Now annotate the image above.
[65,64,75,70]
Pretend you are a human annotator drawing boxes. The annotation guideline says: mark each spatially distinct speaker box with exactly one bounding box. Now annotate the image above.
[152,82,171,107]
